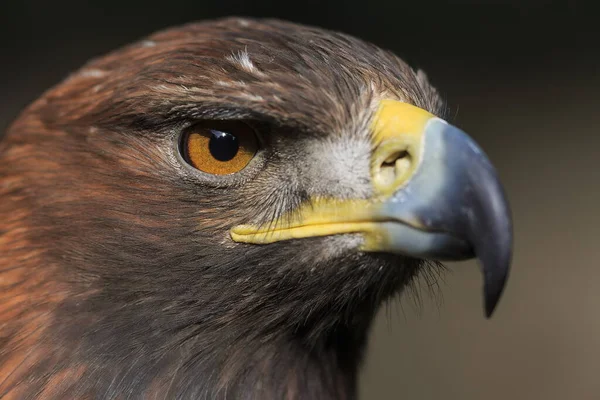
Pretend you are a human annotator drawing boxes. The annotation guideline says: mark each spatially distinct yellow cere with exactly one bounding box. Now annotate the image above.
[370,100,434,197]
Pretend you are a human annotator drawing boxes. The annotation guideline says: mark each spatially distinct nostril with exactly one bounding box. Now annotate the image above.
[377,149,412,188]
[382,150,409,166]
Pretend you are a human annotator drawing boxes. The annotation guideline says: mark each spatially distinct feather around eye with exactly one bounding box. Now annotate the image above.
[181,121,259,175]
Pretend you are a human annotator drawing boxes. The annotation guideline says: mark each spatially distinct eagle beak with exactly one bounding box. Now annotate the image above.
[368,101,513,317]
[231,100,513,317]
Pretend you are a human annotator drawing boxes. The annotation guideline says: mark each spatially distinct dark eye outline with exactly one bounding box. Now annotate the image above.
[179,128,242,167]
[174,120,267,186]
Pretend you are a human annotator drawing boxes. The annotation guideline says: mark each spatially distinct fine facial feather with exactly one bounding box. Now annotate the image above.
[0,17,444,399]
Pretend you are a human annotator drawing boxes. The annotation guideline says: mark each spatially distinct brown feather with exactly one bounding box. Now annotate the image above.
[0,17,443,399]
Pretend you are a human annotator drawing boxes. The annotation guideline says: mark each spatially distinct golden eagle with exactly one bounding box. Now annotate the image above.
[0,17,512,399]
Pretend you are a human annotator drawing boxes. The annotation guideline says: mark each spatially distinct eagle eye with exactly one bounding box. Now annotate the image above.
[180,121,259,175]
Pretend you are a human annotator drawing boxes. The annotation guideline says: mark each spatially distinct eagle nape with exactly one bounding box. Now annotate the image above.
[0,17,513,399]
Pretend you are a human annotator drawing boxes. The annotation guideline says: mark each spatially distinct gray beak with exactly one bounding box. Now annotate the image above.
[379,118,513,316]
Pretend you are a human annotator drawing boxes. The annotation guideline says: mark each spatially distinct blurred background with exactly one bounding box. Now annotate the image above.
[1,1,597,399]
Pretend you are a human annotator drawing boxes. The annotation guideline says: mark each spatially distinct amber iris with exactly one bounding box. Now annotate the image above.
[181,121,259,175]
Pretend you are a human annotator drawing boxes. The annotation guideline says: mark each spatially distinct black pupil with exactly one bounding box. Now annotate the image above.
[208,130,239,162]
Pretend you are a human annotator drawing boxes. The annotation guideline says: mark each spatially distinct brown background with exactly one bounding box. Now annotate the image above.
[1,1,597,399]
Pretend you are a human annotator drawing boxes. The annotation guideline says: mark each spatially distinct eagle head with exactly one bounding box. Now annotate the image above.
[0,17,512,399]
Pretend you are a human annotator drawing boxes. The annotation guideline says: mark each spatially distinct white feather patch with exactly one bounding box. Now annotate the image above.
[226,48,265,76]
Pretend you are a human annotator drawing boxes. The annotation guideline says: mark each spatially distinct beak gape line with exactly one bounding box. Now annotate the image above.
[231,100,513,317]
